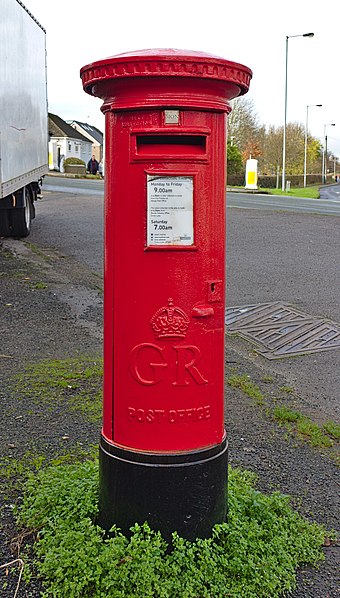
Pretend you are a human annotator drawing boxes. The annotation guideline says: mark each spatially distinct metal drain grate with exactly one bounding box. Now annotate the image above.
[225,302,340,359]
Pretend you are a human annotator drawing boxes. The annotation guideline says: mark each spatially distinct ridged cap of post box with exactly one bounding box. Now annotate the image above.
[80,48,252,112]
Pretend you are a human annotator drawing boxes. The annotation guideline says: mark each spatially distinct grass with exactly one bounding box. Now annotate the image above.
[273,406,336,448]
[227,374,339,450]
[33,281,48,290]
[279,385,294,394]
[24,241,52,260]
[0,357,103,493]
[227,374,264,404]
[297,419,334,448]
[14,357,103,422]
[323,421,340,440]
[15,461,329,598]
[0,446,98,494]
[228,185,320,199]
[259,186,320,199]
[273,406,301,423]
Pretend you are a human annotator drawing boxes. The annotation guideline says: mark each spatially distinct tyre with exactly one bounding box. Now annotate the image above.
[0,209,12,237]
[10,187,33,237]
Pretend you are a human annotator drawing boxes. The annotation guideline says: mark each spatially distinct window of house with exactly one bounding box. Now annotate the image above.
[75,145,79,152]
[68,143,71,151]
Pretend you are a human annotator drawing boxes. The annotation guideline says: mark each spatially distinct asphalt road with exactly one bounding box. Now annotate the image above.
[35,186,104,272]
[43,175,104,195]
[320,183,340,201]
[228,192,340,215]
[28,178,340,423]
[43,175,340,216]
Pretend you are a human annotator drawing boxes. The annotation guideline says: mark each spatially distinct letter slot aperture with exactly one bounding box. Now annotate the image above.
[136,134,207,157]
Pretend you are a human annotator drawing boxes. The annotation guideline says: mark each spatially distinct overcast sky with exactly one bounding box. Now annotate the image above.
[25,0,340,157]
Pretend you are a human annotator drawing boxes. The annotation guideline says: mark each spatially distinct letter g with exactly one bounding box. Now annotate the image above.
[129,343,167,385]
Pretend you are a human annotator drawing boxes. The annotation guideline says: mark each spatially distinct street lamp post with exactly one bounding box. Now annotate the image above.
[282,32,314,192]
[322,123,336,184]
[334,156,337,181]
[304,104,322,187]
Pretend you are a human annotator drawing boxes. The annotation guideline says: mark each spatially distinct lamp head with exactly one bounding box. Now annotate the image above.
[303,32,314,37]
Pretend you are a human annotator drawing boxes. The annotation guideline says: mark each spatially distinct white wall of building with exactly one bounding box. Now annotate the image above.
[48,138,92,171]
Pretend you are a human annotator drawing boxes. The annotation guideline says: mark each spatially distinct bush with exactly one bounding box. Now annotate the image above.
[227,173,324,189]
[63,157,85,166]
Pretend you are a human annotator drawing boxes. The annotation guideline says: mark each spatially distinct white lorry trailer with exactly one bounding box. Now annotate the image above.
[0,0,48,237]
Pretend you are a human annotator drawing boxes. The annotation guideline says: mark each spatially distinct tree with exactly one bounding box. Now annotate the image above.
[260,125,282,175]
[227,140,243,174]
[228,97,263,157]
[307,137,323,175]
[285,122,305,175]
[228,97,324,177]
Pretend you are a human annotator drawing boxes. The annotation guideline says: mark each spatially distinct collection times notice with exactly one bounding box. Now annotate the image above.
[147,175,194,246]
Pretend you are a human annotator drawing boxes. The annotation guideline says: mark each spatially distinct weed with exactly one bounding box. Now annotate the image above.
[227,374,264,404]
[273,407,336,448]
[16,461,328,598]
[297,419,334,448]
[230,376,338,452]
[323,420,340,440]
[0,446,98,494]
[33,282,48,290]
[280,385,294,394]
[273,406,301,423]
[24,241,51,261]
[14,357,103,422]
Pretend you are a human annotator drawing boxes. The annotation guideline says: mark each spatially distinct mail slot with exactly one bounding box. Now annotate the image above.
[136,134,207,155]
[81,48,252,541]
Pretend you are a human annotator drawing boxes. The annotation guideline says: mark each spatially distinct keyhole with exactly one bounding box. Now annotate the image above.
[211,283,215,293]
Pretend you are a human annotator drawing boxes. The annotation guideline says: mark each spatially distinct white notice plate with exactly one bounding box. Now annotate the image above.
[147,175,194,246]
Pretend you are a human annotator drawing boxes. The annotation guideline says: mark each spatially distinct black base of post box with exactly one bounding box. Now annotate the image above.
[98,435,228,543]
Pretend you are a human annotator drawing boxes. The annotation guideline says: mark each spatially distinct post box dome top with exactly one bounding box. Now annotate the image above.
[80,48,252,112]
[81,48,252,95]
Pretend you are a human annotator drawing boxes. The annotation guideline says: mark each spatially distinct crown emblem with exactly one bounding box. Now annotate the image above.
[150,298,190,339]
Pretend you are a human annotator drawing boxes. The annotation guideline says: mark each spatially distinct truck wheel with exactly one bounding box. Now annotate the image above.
[0,209,12,237]
[10,188,33,237]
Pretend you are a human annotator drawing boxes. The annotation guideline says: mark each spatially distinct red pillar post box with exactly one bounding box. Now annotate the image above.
[81,49,252,541]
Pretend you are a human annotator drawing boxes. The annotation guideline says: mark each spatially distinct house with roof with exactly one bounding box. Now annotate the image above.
[48,113,92,171]
[67,120,103,163]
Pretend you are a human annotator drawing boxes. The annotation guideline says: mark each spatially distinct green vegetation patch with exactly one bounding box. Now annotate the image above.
[323,420,340,440]
[17,461,327,598]
[273,407,336,448]
[227,374,264,404]
[227,186,320,199]
[0,446,98,495]
[273,406,301,423]
[227,373,339,452]
[15,357,103,422]
[259,186,320,199]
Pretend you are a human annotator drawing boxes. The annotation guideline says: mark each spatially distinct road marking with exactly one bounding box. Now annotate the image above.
[228,202,340,215]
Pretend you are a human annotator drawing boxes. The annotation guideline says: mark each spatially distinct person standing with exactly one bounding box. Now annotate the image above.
[87,155,99,175]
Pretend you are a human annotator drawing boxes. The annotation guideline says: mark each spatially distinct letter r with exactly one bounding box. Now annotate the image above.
[172,344,208,386]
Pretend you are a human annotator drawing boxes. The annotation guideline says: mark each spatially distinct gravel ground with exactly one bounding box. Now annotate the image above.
[0,243,338,597]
